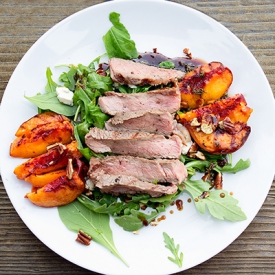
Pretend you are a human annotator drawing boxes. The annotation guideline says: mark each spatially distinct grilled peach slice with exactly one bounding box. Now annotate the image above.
[179,62,233,109]
[10,114,73,158]
[25,169,67,188]
[15,111,70,137]
[25,171,85,207]
[178,94,253,154]
[186,121,251,154]
[179,94,253,124]
[14,141,81,180]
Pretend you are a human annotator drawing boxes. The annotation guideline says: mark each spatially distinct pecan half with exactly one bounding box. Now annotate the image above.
[214,172,223,190]
[76,230,92,246]
[219,117,237,134]
[201,114,219,134]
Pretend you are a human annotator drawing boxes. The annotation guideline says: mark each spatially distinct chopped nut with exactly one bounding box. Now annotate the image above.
[214,172,223,190]
[188,142,199,153]
[199,191,210,199]
[188,151,206,160]
[194,151,206,160]
[219,117,237,134]
[190,117,200,127]
[47,142,67,154]
[76,230,92,246]
[201,114,219,134]
[66,158,74,179]
[201,123,213,134]
[150,221,159,227]
[183,48,192,59]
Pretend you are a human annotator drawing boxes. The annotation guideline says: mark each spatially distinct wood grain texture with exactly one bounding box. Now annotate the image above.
[0,0,274,274]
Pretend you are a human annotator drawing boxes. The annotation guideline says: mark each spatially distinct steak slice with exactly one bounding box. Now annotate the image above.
[85,128,182,159]
[109,57,185,86]
[98,87,180,115]
[105,110,177,136]
[88,155,187,184]
[92,171,178,197]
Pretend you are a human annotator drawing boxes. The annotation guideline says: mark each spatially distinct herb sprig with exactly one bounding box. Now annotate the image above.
[163,232,184,268]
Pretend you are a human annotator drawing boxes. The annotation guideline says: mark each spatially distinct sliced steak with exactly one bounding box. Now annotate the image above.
[109,57,185,86]
[105,110,177,136]
[85,128,182,159]
[92,171,178,197]
[98,87,180,115]
[89,155,187,185]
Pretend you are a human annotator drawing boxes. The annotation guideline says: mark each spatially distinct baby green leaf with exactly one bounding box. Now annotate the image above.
[45,67,59,93]
[58,200,128,266]
[24,92,77,116]
[163,232,183,268]
[184,179,247,222]
[217,158,251,174]
[77,195,124,216]
[114,209,159,232]
[103,12,138,59]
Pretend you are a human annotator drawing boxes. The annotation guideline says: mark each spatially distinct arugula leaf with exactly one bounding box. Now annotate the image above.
[216,158,251,173]
[45,67,59,93]
[114,209,159,232]
[59,66,77,91]
[24,92,77,116]
[25,67,77,116]
[77,194,124,216]
[87,72,113,91]
[73,86,109,142]
[103,12,138,59]
[184,179,247,222]
[58,200,128,266]
[163,232,183,268]
[73,126,105,160]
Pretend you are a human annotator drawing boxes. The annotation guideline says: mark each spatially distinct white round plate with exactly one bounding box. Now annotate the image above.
[1,1,275,274]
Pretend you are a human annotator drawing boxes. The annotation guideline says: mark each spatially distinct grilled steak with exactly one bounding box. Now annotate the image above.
[89,155,187,184]
[98,87,181,115]
[105,110,177,136]
[91,171,178,197]
[85,128,182,159]
[109,57,185,86]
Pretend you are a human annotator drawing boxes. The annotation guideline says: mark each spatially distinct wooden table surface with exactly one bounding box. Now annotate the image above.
[0,1,274,274]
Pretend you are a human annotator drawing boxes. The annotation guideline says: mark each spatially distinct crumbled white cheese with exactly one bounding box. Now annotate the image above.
[85,178,95,191]
[56,86,74,106]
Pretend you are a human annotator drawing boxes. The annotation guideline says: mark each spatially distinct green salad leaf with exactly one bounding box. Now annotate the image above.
[163,232,184,268]
[184,179,247,222]
[45,67,59,93]
[103,12,138,59]
[24,92,77,116]
[216,158,251,174]
[114,209,159,232]
[58,200,128,266]
[25,67,77,116]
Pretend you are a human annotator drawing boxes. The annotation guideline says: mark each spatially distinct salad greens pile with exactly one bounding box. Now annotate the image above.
[25,12,250,267]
